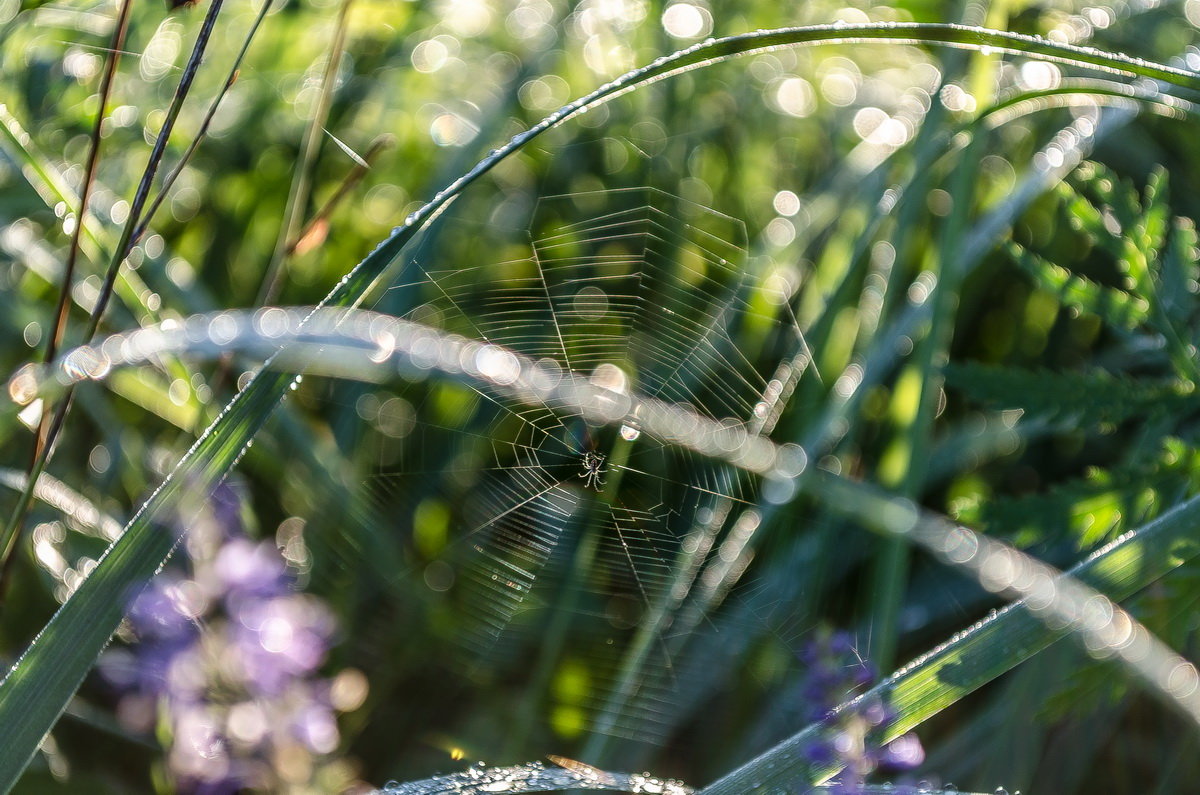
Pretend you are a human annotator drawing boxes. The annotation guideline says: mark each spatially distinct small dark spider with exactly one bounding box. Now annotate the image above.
[579,450,606,490]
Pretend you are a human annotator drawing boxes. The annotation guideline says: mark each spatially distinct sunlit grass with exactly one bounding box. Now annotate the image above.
[2,0,1200,793]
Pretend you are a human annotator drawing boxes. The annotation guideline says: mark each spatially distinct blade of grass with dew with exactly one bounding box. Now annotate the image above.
[699,475,1200,793]
[374,763,978,795]
[1,23,1196,789]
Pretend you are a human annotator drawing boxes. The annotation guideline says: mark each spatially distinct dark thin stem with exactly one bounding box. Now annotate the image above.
[44,0,132,368]
[0,0,228,604]
[132,0,276,247]
[86,0,226,342]
[0,0,134,611]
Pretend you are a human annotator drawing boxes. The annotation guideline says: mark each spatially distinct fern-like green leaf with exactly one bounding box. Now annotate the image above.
[1006,240,1149,329]
[945,363,1195,427]
[961,444,1200,549]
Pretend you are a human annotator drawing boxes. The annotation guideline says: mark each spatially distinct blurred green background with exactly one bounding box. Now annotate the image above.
[4,0,1200,792]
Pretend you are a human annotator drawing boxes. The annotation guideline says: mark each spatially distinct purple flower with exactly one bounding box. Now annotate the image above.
[102,486,351,793]
[126,576,200,642]
[882,733,926,769]
[215,538,289,599]
[292,701,340,754]
[229,594,335,695]
[797,630,925,794]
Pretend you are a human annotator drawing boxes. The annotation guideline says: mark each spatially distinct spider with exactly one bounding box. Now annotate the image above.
[579,450,607,491]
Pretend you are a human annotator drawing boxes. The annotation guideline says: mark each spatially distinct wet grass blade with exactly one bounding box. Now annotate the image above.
[700,484,1200,794]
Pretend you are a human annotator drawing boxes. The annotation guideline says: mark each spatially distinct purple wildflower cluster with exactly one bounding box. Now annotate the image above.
[799,631,925,794]
[102,486,365,793]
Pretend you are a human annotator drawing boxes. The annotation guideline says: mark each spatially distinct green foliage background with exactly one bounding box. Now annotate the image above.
[3,0,1200,792]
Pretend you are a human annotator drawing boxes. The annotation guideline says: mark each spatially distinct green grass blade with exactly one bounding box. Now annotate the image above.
[700,484,1200,794]
[0,369,293,790]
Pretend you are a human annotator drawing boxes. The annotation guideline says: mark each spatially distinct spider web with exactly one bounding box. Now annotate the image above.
[358,186,798,746]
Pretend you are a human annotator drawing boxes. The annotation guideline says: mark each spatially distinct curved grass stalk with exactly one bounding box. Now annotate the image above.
[0,22,1195,790]
[7,308,792,477]
[980,81,1197,125]
[17,306,1200,790]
